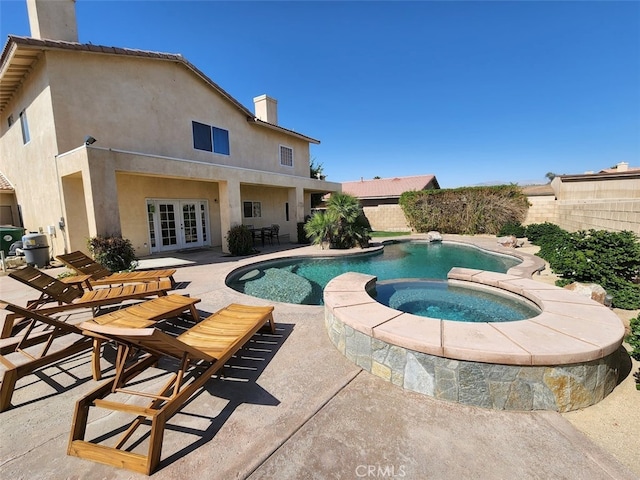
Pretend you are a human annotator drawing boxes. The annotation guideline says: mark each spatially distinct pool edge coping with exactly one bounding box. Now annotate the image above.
[323,269,625,366]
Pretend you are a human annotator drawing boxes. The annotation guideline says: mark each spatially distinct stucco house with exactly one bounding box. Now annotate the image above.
[0,0,339,256]
[341,175,440,231]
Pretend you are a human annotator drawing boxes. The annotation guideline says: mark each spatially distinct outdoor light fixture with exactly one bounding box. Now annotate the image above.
[84,135,97,145]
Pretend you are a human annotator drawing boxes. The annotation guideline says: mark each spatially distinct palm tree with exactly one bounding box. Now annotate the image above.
[304,210,336,249]
[325,193,358,248]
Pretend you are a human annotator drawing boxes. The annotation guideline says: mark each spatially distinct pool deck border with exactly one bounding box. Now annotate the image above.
[322,238,626,411]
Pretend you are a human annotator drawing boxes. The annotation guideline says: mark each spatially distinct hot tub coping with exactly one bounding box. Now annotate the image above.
[323,269,625,366]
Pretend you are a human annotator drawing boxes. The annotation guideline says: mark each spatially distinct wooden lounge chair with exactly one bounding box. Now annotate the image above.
[57,251,177,288]
[68,303,275,475]
[0,296,201,411]
[3,266,173,338]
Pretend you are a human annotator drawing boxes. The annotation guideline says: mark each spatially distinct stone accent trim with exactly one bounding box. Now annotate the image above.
[325,312,620,411]
[324,266,625,412]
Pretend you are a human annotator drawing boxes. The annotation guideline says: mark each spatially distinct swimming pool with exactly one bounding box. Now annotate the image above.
[226,241,522,305]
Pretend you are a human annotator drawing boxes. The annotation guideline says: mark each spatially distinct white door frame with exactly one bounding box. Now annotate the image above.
[146,199,210,252]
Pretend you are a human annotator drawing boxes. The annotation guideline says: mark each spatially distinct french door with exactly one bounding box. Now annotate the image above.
[147,199,210,252]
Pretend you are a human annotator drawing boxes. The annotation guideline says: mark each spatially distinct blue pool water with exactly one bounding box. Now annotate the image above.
[226,241,521,306]
[373,279,540,322]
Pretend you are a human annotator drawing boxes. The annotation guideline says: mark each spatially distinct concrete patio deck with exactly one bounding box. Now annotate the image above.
[0,236,638,479]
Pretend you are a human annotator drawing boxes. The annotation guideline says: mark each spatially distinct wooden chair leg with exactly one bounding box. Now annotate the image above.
[91,339,103,381]
[0,367,18,412]
[266,313,276,333]
[1,313,18,339]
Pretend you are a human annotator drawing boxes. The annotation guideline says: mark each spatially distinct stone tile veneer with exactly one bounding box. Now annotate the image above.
[324,269,625,412]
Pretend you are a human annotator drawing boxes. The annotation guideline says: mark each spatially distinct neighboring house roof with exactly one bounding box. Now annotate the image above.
[0,35,319,144]
[342,175,440,200]
[520,184,555,196]
[558,169,640,182]
[599,166,640,173]
[0,171,14,191]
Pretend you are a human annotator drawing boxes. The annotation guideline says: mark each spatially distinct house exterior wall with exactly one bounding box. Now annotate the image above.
[52,146,333,255]
[116,173,221,255]
[0,54,66,251]
[241,184,291,230]
[46,51,312,178]
[1,43,337,256]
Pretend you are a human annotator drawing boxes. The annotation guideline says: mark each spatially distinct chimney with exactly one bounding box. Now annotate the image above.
[253,95,278,125]
[27,0,78,42]
[616,162,629,172]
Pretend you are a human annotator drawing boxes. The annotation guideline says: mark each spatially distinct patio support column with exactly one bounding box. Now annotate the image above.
[219,178,242,253]
[84,150,121,237]
[289,186,305,224]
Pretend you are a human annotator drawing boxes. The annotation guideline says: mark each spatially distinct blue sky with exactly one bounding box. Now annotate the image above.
[1,0,638,187]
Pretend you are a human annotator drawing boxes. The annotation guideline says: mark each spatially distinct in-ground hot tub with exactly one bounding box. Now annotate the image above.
[323,268,625,412]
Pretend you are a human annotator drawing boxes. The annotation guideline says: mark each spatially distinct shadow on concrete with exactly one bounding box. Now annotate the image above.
[136,243,311,270]
[616,345,634,386]
[10,350,94,410]
[157,323,293,471]
[83,321,293,473]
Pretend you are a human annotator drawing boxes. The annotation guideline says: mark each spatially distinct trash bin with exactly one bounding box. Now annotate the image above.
[0,226,25,256]
[22,232,50,267]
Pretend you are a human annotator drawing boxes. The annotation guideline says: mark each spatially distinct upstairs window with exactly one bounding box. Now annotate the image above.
[280,145,293,167]
[7,114,14,127]
[192,121,212,152]
[212,127,229,155]
[19,110,30,144]
[192,121,230,155]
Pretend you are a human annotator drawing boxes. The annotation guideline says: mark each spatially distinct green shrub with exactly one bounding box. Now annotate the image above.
[399,185,529,235]
[524,222,566,244]
[530,226,640,309]
[87,235,137,272]
[627,317,640,391]
[627,317,640,361]
[498,222,527,237]
[304,193,370,249]
[297,221,311,244]
[227,225,254,256]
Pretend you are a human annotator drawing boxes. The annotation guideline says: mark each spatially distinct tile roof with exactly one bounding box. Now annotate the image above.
[0,171,14,190]
[342,175,439,199]
[599,166,640,173]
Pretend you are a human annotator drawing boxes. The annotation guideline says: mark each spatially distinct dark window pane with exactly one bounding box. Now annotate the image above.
[243,201,253,218]
[192,121,212,151]
[213,127,230,155]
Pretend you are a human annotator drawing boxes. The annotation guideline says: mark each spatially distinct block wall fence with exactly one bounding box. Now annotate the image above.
[362,193,639,236]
